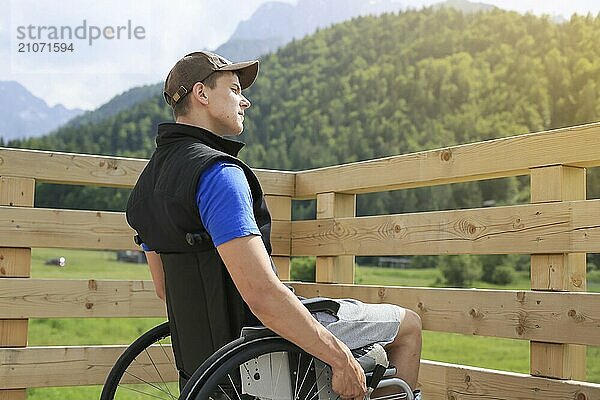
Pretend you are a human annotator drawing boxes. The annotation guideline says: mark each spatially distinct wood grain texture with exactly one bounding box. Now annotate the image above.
[292,200,600,256]
[2,346,599,398]
[0,320,28,348]
[295,122,600,197]
[264,195,292,220]
[0,248,31,278]
[316,193,355,284]
[0,390,26,400]
[530,165,586,203]
[0,148,146,188]
[0,177,33,399]
[530,342,586,381]
[289,283,600,346]
[0,206,291,254]
[419,360,600,400]
[0,345,176,389]
[0,206,138,250]
[531,254,587,292]
[0,177,35,208]
[0,279,166,318]
[0,147,295,195]
[530,165,587,380]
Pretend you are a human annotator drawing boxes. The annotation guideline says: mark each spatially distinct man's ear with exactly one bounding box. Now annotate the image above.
[191,82,209,105]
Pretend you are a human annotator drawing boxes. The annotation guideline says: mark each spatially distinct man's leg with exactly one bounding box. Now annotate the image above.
[313,300,422,395]
[372,308,422,397]
[386,308,422,387]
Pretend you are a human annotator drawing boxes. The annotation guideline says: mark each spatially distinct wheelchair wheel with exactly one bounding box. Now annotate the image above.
[181,336,331,399]
[181,334,415,400]
[101,322,179,400]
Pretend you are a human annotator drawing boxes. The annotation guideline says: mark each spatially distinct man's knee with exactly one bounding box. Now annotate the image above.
[397,308,422,339]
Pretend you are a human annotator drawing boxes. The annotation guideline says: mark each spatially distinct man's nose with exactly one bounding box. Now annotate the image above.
[241,96,251,108]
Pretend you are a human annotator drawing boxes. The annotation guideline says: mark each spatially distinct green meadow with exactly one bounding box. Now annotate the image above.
[23,249,600,399]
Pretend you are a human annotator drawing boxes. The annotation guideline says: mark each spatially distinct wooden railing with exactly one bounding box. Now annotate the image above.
[1,122,600,399]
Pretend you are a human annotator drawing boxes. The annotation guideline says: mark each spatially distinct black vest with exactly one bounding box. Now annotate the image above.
[125,122,272,381]
[126,122,272,254]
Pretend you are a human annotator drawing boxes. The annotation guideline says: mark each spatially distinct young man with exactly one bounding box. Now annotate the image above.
[126,51,422,399]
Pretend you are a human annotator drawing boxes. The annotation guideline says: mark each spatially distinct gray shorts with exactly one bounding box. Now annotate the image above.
[312,298,405,350]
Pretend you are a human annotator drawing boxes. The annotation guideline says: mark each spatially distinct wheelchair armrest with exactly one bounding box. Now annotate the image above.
[240,298,339,340]
[300,297,340,314]
[240,325,278,340]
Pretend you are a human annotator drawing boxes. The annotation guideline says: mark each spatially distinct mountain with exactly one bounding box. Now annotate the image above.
[0,81,84,141]
[64,84,162,128]
[214,0,410,61]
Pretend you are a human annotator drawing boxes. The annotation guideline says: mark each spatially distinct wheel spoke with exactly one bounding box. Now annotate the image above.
[307,380,329,400]
[271,352,285,399]
[217,383,234,400]
[159,339,174,365]
[296,357,314,399]
[118,383,173,399]
[144,347,176,399]
[294,352,302,399]
[122,370,172,395]
[305,362,328,400]
[228,373,243,400]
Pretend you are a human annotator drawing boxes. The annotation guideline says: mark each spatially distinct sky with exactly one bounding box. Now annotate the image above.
[1,0,599,111]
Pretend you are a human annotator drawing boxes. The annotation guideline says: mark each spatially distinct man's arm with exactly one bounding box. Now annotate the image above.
[145,251,166,301]
[218,235,367,399]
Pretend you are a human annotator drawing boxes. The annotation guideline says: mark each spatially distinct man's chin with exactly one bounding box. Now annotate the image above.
[234,125,244,135]
[225,126,244,137]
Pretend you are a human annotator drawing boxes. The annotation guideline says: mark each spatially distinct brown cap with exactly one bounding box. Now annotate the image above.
[163,51,259,107]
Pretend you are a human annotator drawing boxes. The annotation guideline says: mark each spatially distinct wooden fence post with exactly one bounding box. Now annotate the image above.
[0,177,35,400]
[529,166,586,380]
[265,195,292,281]
[315,193,356,284]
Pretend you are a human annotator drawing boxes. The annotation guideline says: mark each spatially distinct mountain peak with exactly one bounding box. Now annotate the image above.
[0,81,84,141]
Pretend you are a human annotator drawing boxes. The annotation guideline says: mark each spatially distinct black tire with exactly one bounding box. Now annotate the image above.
[101,322,179,400]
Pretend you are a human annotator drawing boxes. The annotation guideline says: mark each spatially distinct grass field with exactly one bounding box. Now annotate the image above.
[20,249,600,398]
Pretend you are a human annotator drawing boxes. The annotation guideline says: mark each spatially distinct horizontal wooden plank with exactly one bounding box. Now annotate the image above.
[0,344,176,389]
[0,279,166,318]
[295,122,600,197]
[254,169,295,197]
[291,199,600,255]
[0,206,291,255]
[2,278,598,345]
[420,360,600,400]
[0,206,136,250]
[1,345,599,398]
[0,148,145,188]
[0,147,295,196]
[290,283,600,346]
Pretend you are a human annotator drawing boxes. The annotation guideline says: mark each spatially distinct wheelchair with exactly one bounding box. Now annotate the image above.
[101,301,415,399]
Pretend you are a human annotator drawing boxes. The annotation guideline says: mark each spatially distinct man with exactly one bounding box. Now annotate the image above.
[126,51,422,399]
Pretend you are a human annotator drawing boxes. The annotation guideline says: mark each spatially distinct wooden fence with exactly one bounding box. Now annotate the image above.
[1,122,600,399]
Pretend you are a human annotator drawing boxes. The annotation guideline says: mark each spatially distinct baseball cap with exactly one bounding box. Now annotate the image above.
[163,51,259,107]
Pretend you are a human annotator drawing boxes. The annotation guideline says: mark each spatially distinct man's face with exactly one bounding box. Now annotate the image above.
[203,72,251,136]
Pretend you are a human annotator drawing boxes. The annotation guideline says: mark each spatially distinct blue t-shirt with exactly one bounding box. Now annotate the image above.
[140,161,260,251]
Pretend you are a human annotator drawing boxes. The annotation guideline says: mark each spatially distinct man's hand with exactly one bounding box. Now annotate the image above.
[330,348,367,399]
